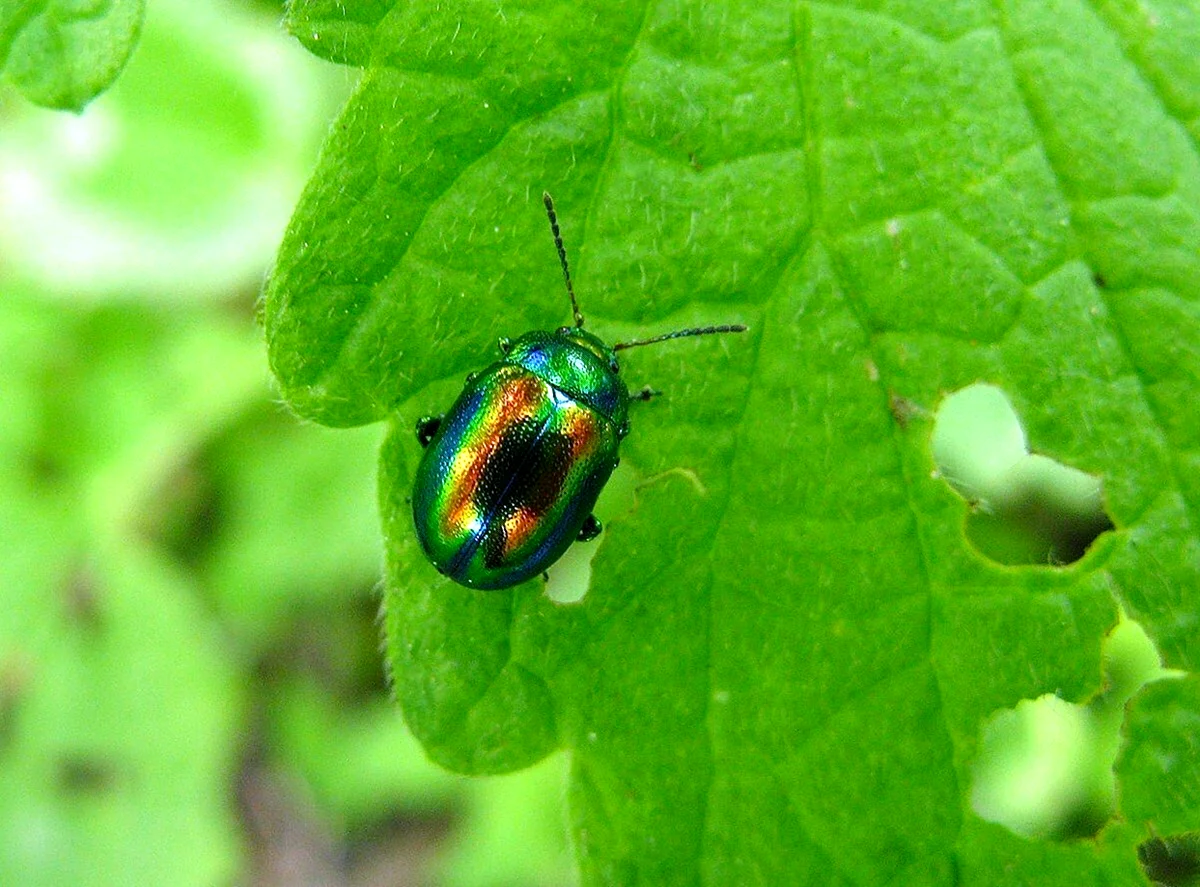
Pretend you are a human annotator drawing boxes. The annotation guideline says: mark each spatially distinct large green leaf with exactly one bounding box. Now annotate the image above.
[0,0,144,110]
[266,0,1200,882]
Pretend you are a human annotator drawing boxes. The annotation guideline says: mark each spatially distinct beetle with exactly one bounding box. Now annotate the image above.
[411,193,746,590]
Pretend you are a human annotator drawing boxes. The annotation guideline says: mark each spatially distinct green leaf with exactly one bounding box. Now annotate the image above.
[0,0,145,111]
[286,0,391,67]
[266,0,1200,882]
[1120,675,1200,836]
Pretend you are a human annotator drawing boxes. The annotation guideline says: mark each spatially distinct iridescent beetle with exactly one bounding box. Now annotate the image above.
[411,194,746,589]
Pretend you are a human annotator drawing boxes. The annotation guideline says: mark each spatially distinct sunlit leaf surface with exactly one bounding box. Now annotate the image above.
[267,0,1200,882]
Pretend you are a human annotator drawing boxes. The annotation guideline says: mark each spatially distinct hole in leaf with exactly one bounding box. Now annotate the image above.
[1139,832,1200,887]
[971,692,1113,840]
[544,537,594,605]
[545,461,637,605]
[931,383,1115,566]
[971,614,1183,840]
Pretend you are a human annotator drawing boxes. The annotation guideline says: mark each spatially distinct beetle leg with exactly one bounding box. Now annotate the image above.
[497,336,512,354]
[577,514,602,542]
[633,386,662,402]
[416,415,443,448]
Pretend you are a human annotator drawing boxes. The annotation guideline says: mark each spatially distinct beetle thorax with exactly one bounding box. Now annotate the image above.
[505,329,630,427]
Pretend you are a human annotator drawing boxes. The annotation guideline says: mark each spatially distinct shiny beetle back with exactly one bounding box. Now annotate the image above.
[412,352,622,589]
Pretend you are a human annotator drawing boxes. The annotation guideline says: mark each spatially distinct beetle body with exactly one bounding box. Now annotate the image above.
[412,329,628,589]
[411,193,745,590]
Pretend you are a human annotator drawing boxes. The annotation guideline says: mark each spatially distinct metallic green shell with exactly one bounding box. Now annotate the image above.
[411,333,627,589]
[506,328,629,429]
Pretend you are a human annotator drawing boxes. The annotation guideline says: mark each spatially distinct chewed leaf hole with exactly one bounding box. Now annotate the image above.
[931,383,1115,566]
[1139,833,1200,887]
[971,692,1114,841]
[971,614,1181,841]
[545,461,638,605]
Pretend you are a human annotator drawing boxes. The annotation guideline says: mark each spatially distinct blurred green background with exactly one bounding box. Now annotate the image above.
[0,1,573,884]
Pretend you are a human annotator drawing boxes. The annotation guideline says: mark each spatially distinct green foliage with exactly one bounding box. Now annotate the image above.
[0,0,334,301]
[0,3,574,883]
[0,294,572,886]
[0,302,259,887]
[0,0,145,111]
[261,0,1200,883]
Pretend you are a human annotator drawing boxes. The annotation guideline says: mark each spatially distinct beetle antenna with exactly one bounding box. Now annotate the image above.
[542,192,585,328]
[613,324,747,351]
